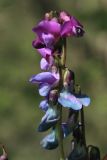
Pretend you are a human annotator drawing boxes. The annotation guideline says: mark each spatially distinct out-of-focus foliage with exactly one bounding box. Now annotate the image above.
[0,0,107,160]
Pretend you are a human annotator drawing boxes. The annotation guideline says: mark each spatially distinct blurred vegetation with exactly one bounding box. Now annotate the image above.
[0,0,107,159]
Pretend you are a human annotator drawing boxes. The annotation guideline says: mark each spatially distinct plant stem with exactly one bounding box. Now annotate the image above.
[57,38,66,160]
[81,107,86,146]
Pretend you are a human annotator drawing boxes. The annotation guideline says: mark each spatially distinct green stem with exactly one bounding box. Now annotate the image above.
[81,107,86,146]
[57,38,66,160]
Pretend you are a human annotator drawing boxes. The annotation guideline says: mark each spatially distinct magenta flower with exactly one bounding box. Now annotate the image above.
[32,20,61,38]
[61,16,84,37]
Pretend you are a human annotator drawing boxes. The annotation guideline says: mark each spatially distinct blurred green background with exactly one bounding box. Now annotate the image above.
[0,0,107,159]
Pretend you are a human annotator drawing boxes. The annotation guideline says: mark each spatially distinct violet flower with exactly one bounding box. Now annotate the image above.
[40,56,54,70]
[60,12,84,37]
[29,71,59,96]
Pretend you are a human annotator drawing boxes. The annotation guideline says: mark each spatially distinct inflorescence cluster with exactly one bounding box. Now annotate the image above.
[30,11,101,160]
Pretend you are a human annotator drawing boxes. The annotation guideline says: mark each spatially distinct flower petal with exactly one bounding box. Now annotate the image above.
[61,16,84,37]
[29,72,57,84]
[58,91,82,110]
[40,58,49,70]
[32,38,46,49]
[39,83,51,96]
[39,100,49,111]
[32,20,61,36]
[76,95,91,107]
[40,130,58,150]
[41,33,55,47]
[37,48,52,58]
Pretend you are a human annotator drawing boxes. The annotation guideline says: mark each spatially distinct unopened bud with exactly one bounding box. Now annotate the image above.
[0,145,8,160]
[45,11,53,20]
[63,68,74,86]
[49,90,58,104]
[89,146,100,160]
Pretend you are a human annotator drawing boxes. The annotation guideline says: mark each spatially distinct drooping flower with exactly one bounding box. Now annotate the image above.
[40,129,58,150]
[38,107,59,132]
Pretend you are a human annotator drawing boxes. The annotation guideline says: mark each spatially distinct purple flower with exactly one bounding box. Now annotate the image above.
[29,71,59,96]
[61,16,84,37]
[32,20,61,55]
[32,20,61,38]
[40,129,58,150]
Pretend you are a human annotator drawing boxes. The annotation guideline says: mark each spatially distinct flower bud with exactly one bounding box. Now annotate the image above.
[45,11,53,20]
[68,143,87,160]
[63,69,75,87]
[0,145,8,160]
[49,89,58,104]
[89,146,100,160]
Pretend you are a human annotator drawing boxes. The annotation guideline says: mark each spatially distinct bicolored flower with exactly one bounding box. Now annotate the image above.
[29,71,59,96]
[38,107,59,132]
[40,129,58,150]
[58,89,90,110]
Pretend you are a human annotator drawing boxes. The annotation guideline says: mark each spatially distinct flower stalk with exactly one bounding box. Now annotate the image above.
[30,11,95,160]
[57,38,67,160]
